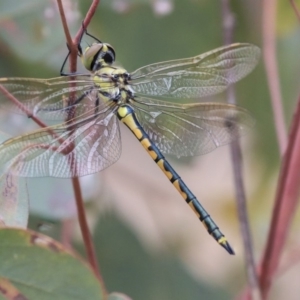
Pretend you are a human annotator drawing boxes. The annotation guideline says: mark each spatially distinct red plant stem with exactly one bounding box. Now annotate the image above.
[56,0,77,73]
[0,0,104,285]
[220,1,261,299]
[256,0,300,298]
[57,0,73,48]
[56,0,105,289]
[74,0,100,45]
[72,177,106,292]
[290,0,300,22]
[262,0,287,155]
[238,1,300,297]
[0,85,48,129]
[259,94,300,299]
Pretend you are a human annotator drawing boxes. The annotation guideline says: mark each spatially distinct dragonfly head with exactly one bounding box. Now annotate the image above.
[81,42,116,71]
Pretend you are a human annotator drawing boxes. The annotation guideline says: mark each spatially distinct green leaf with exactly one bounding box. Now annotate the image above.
[0,228,104,300]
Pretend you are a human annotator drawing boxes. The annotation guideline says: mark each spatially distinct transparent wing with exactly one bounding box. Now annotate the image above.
[132,97,255,157]
[0,104,121,178]
[130,43,260,99]
[0,76,116,121]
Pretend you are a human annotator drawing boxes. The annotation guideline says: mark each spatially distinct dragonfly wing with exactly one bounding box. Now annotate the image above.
[130,43,260,99]
[132,97,255,157]
[0,76,106,121]
[0,107,121,177]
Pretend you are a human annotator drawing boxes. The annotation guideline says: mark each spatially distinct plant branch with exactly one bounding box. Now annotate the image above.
[72,177,106,292]
[74,0,100,45]
[255,1,300,298]
[259,86,300,299]
[56,0,77,73]
[220,1,261,300]
[56,0,106,292]
[262,0,287,155]
[290,0,300,22]
[56,0,74,49]
[0,85,46,129]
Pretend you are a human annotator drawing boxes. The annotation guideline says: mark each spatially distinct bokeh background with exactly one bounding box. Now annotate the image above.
[0,0,300,299]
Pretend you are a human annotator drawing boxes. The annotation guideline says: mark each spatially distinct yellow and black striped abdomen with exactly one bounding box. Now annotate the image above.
[117,104,234,255]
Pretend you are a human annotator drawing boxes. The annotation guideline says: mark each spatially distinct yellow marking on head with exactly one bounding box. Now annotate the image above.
[81,43,103,70]
[188,201,201,218]
[140,138,158,160]
[102,44,108,52]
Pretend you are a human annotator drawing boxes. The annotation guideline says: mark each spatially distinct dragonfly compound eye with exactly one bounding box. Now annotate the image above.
[102,44,115,65]
[81,43,116,71]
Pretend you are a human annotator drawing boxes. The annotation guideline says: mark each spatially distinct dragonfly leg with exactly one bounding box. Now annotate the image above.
[60,22,104,76]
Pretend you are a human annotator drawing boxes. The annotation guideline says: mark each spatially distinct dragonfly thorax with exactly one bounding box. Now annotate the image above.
[93,65,134,104]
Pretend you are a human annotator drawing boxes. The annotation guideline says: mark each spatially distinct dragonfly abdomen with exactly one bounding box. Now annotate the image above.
[117,104,235,255]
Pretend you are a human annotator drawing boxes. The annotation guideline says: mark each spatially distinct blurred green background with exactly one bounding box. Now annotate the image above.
[1,0,300,299]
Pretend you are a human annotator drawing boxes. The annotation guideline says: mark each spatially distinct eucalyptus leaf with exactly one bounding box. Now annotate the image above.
[0,228,104,300]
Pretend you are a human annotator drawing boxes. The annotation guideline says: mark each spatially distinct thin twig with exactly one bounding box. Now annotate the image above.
[56,0,78,75]
[240,2,300,298]
[56,0,74,48]
[256,0,297,298]
[0,85,48,129]
[262,0,287,155]
[220,1,261,300]
[57,0,100,73]
[56,0,106,292]
[0,0,104,285]
[0,84,73,150]
[74,0,100,45]
[290,0,300,22]
[72,177,107,292]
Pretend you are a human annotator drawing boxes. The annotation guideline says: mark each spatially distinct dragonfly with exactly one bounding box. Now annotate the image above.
[0,32,260,254]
